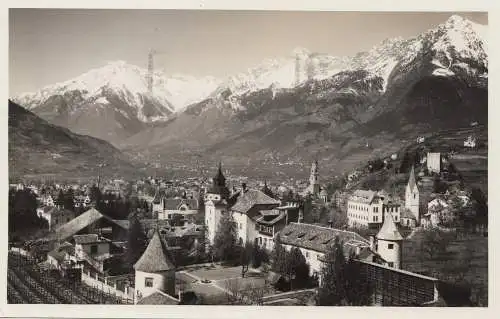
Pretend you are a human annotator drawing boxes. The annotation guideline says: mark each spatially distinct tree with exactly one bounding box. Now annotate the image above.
[317,237,347,306]
[330,207,348,229]
[64,188,75,211]
[271,235,286,273]
[126,216,148,268]
[419,228,453,260]
[213,213,238,263]
[289,248,310,289]
[56,189,65,207]
[239,242,253,277]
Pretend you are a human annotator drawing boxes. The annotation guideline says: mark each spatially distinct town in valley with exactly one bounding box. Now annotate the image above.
[7,10,488,307]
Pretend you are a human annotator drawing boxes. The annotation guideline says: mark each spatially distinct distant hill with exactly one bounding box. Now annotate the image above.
[8,100,136,179]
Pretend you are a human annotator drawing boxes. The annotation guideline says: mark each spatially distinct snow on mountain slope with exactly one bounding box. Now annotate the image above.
[14,61,221,117]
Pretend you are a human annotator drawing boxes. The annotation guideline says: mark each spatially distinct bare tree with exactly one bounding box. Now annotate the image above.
[223,278,244,305]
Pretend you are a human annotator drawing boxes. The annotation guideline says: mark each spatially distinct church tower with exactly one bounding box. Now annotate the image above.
[134,228,176,303]
[376,211,403,269]
[308,160,320,195]
[204,162,230,245]
[405,166,420,223]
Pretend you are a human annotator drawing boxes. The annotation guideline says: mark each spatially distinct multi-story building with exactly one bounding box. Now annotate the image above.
[347,190,401,227]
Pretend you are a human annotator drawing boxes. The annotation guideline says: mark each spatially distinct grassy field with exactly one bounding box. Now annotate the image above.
[403,231,488,305]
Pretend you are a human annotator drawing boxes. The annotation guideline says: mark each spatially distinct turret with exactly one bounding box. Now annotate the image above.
[376,211,403,269]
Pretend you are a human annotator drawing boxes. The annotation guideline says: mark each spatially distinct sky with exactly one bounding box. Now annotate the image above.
[9,10,487,96]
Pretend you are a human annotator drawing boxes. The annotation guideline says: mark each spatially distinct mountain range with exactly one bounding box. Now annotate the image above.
[11,15,488,177]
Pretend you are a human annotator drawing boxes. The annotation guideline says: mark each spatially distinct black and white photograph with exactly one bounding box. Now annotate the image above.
[5,4,490,312]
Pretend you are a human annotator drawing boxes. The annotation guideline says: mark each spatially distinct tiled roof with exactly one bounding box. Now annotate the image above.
[134,229,176,273]
[137,291,179,305]
[400,208,417,220]
[376,212,404,241]
[279,223,369,254]
[256,211,286,225]
[52,208,128,242]
[231,189,280,214]
[349,190,378,204]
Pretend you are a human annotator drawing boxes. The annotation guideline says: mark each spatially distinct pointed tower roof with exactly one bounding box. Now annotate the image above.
[261,180,275,199]
[213,162,226,185]
[376,211,403,241]
[134,229,175,272]
[408,166,417,191]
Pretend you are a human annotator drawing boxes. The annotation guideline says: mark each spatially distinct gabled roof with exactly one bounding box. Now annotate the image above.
[136,290,179,305]
[52,208,128,242]
[376,212,404,241]
[231,189,280,214]
[349,190,378,204]
[134,229,176,273]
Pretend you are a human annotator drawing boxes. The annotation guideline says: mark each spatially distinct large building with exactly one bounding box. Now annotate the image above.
[278,223,381,280]
[347,190,401,228]
[230,187,281,247]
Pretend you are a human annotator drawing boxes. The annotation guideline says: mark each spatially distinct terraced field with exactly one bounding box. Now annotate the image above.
[7,252,133,304]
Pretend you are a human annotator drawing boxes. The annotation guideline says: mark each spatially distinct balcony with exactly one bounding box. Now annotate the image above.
[257,225,274,237]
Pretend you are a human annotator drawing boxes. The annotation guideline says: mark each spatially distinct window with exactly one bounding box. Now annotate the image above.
[145,277,154,287]
[388,243,394,249]
[388,262,394,268]
[305,251,309,258]
[414,194,416,199]
[239,223,242,230]
[90,245,98,254]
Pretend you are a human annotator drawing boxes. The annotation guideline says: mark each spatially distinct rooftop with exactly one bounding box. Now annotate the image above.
[231,189,281,214]
[134,229,176,273]
[279,222,369,255]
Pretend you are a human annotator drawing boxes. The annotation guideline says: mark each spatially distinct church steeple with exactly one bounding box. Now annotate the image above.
[408,166,417,192]
[208,161,230,200]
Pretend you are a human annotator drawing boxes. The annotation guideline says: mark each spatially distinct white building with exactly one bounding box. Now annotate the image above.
[204,163,231,245]
[231,188,281,246]
[427,152,442,174]
[278,223,380,280]
[404,166,420,226]
[347,190,401,227]
[134,229,178,304]
[372,212,404,269]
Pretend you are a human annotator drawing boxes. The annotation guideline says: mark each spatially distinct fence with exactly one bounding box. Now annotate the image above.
[81,269,134,301]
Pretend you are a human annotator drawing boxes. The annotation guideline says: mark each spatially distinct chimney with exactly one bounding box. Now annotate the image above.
[369,235,375,251]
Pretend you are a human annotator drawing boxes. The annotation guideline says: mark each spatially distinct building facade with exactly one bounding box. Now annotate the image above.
[347,190,401,227]
[427,152,442,174]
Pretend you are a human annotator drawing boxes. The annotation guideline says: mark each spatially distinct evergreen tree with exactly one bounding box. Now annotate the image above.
[64,188,75,211]
[126,216,148,268]
[317,237,347,306]
[56,189,65,207]
[289,247,310,289]
[271,235,286,273]
[213,213,238,263]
